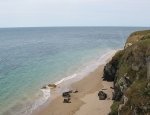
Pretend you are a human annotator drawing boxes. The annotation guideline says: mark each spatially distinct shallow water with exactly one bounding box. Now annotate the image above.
[0,27,149,115]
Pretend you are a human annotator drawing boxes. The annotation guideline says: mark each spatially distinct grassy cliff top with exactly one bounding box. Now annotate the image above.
[125,30,150,48]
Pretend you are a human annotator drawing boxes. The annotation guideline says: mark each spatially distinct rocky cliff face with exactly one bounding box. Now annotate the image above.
[103,30,150,115]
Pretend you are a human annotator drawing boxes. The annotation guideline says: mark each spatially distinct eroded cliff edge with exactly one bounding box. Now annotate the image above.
[103,30,150,115]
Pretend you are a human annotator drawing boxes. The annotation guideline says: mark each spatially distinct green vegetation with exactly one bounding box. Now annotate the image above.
[110,101,120,115]
[125,30,150,47]
[129,30,150,37]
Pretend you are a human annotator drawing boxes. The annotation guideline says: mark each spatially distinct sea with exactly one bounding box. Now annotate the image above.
[0,27,149,115]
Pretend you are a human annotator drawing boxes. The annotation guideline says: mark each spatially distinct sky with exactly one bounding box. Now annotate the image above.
[0,0,150,27]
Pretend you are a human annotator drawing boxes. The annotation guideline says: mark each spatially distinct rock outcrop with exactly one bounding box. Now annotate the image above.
[62,91,72,98]
[48,84,57,88]
[103,30,150,115]
[98,91,107,100]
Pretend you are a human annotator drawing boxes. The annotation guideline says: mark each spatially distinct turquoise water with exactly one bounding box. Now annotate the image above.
[0,27,149,115]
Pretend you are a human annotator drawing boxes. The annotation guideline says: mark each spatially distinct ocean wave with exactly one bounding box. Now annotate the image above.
[33,88,51,109]
[55,74,77,85]
[25,87,51,115]
[2,88,51,115]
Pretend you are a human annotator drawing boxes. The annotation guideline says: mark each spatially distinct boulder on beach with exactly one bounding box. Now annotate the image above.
[62,91,71,97]
[48,84,57,88]
[41,86,47,89]
[98,91,107,100]
[73,90,78,93]
[63,97,71,103]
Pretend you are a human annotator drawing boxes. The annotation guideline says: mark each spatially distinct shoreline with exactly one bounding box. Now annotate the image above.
[32,50,116,115]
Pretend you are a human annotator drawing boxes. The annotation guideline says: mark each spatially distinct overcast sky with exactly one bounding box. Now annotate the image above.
[0,0,150,27]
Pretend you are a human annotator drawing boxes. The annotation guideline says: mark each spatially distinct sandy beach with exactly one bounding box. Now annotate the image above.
[32,52,115,115]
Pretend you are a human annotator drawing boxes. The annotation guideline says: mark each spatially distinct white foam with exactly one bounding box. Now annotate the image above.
[24,88,51,115]
[4,88,51,115]
[27,88,50,115]
[40,88,51,103]
[55,74,77,85]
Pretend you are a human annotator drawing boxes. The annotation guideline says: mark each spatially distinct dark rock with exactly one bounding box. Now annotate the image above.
[124,76,131,87]
[48,84,57,88]
[73,90,78,93]
[98,91,107,100]
[103,63,117,81]
[112,88,123,101]
[62,91,71,97]
[63,97,71,103]
[110,87,114,89]
[41,86,47,89]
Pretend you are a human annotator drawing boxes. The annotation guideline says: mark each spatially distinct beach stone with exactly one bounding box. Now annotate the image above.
[110,87,114,89]
[48,84,57,88]
[41,86,47,89]
[63,97,71,103]
[98,91,107,100]
[62,91,71,97]
[73,90,78,93]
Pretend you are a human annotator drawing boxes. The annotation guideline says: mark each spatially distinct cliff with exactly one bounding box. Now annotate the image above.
[103,30,150,115]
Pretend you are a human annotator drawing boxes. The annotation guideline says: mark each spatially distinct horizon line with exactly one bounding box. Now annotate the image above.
[0,25,150,29]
